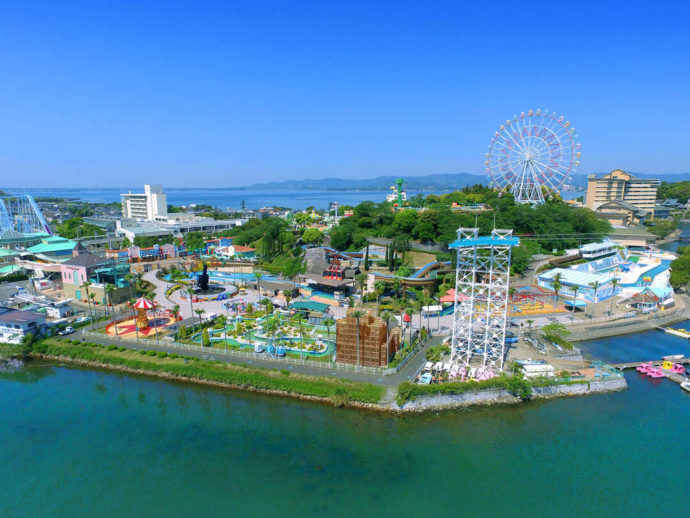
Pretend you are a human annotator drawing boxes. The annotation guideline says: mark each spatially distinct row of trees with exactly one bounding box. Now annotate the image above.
[328,187,611,254]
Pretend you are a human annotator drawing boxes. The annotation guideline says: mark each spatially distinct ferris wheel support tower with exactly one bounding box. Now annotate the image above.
[450,228,519,370]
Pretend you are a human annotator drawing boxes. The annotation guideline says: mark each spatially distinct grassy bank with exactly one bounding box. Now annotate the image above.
[32,338,384,406]
[0,343,23,358]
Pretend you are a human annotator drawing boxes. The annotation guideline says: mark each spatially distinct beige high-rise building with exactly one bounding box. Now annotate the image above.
[585,169,659,216]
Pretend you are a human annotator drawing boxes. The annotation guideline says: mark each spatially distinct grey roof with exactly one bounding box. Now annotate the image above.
[597,200,649,215]
[0,308,44,323]
[62,253,109,268]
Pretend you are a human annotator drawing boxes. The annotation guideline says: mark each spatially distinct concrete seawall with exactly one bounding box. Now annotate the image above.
[569,314,688,342]
[393,377,627,413]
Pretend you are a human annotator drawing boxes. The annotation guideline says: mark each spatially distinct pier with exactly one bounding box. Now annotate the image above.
[613,358,690,384]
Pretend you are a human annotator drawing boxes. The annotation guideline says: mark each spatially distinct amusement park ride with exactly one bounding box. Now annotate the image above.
[386,178,407,208]
[485,109,581,205]
[0,194,52,244]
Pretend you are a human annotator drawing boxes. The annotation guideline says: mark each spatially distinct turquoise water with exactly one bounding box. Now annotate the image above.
[2,326,690,517]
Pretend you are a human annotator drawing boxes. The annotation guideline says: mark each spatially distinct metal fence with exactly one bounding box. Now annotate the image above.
[82,330,430,377]
[533,307,687,330]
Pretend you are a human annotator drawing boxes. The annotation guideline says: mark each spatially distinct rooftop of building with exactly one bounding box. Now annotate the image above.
[289,300,330,313]
[0,308,44,323]
[579,241,618,252]
[597,199,649,214]
[62,253,112,268]
[539,267,614,287]
[25,235,80,254]
[588,169,660,183]
[232,245,255,253]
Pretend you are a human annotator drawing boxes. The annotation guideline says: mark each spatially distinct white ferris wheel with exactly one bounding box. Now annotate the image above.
[485,109,581,205]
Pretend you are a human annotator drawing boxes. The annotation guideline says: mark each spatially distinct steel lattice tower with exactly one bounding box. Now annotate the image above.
[449,228,519,370]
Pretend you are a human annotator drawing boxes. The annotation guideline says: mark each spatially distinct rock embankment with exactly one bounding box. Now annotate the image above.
[392,377,627,413]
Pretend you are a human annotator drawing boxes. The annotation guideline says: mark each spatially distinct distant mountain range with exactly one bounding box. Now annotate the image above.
[240,173,489,191]
[240,171,690,192]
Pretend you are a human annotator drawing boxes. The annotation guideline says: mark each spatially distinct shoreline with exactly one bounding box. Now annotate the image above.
[30,350,629,414]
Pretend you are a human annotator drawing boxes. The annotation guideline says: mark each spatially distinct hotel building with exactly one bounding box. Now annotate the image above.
[585,170,659,216]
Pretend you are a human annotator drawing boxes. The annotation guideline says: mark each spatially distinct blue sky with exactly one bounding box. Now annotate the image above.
[0,0,688,187]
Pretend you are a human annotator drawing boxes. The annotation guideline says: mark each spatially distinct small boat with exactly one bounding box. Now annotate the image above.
[636,362,653,374]
[681,380,690,393]
[662,354,685,361]
[672,363,686,374]
[418,373,432,385]
[647,367,665,379]
[254,344,265,353]
[664,327,690,339]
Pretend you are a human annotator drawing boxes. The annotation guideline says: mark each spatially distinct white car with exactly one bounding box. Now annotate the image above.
[58,326,75,336]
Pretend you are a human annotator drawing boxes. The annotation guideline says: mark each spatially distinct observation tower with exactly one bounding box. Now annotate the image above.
[449,228,519,370]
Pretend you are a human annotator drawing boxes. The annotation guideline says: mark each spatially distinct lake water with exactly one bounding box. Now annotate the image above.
[4,187,582,210]
[2,324,690,518]
[3,187,448,210]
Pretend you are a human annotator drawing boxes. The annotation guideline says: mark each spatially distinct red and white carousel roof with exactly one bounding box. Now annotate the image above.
[133,297,154,309]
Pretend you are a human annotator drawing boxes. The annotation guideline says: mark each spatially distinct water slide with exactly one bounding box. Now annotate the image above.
[372,261,452,287]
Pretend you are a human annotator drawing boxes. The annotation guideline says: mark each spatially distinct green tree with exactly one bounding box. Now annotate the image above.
[302,228,324,245]
[194,308,205,329]
[364,244,370,271]
[202,328,211,346]
[322,317,335,342]
[392,210,417,235]
[355,273,367,296]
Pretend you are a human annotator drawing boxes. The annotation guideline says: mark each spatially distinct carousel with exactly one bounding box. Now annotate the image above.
[106,296,178,339]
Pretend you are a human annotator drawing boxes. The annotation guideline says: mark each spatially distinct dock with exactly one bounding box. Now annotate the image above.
[613,358,690,385]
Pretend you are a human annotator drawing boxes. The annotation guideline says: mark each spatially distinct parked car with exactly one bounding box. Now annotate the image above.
[58,326,75,336]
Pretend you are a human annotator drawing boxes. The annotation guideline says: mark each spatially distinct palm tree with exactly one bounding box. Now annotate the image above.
[609,278,619,316]
[186,286,195,329]
[589,281,600,318]
[355,273,367,297]
[571,285,579,314]
[89,292,97,324]
[381,311,393,365]
[255,272,263,297]
[81,281,93,318]
[285,293,292,310]
[294,312,305,361]
[105,283,118,336]
[322,317,335,342]
[194,308,205,330]
[133,271,143,294]
[105,283,115,317]
[124,272,134,301]
[374,280,386,301]
[352,310,364,366]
